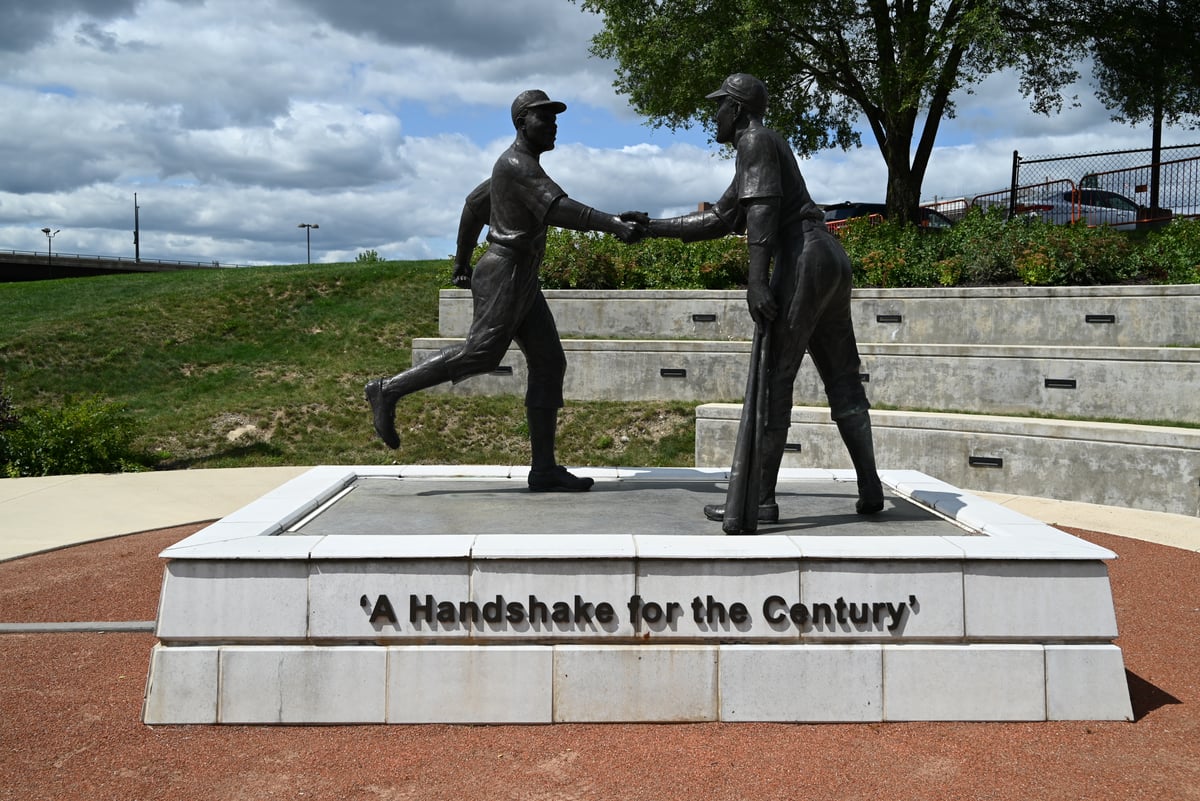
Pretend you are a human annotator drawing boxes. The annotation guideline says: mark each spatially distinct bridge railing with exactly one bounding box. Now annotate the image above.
[0,249,248,269]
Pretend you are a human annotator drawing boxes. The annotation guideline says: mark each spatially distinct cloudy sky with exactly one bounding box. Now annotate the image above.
[2,0,1196,266]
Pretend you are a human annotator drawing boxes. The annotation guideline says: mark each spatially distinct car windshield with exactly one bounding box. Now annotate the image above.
[921,210,953,228]
[1078,190,1138,212]
[1103,194,1138,212]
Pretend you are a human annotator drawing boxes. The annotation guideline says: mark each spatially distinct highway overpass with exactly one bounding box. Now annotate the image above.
[0,250,249,281]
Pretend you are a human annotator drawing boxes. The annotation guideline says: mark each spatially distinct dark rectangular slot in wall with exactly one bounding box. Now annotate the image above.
[660,368,687,378]
[783,443,802,452]
[490,366,514,376]
[876,314,903,324]
[1044,378,1077,389]
[968,456,1004,468]
[859,373,870,382]
[691,313,718,323]
[1085,314,1116,324]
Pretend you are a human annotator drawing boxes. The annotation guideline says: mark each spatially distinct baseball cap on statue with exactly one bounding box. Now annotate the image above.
[511,89,567,126]
[706,73,768,115]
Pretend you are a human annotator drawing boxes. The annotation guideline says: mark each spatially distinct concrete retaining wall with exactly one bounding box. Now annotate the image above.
[696,405,1200,517]
[428,285,1199,514]
[413,337,1200,424]
[438,285,1200,347]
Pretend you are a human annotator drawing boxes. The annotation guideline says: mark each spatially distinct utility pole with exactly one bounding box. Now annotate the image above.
[134,193,141,263]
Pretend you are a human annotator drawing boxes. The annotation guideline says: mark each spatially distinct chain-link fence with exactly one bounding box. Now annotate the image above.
[922,143,1200,226]
[1012,143,1200,223]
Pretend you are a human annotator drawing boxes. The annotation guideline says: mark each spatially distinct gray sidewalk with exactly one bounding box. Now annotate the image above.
[1,465,1197,561]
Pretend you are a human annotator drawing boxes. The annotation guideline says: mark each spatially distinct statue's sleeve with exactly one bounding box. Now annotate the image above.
[735,129,783,201]
[453,179,490,272]
[517,162,567,225]
[711,182,747,235]
[463,179,491,222]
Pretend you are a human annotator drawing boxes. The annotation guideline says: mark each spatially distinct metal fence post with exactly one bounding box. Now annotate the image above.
[1010,150,1020,219]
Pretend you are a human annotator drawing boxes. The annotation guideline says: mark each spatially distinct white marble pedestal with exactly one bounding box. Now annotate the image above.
[143,466,1133,724]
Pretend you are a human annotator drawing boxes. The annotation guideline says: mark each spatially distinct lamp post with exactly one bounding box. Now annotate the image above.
[297,223,319,264]
[41,227,60,273]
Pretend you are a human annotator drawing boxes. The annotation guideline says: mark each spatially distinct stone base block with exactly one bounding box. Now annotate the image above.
[145,642,1132,724]
[142,466,1134,725]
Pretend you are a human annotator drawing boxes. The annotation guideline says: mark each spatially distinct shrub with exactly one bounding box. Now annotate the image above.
[540,230,626,288]
[1132,219,1200,283]
[0,385,18,432]
[1,395,150,477]
[0,384,19,469]
[494,229,749,290]
[839,218,943,287]
[461,214,1198,290]
[356,249,382,264]
[934,256,965,286]
[939,208,1024,285]
[846,209,1137,287]
[1036,223,1132,285]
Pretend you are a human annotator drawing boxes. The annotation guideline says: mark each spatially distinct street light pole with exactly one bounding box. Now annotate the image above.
[41,227,60,275]
[297,223,319,264]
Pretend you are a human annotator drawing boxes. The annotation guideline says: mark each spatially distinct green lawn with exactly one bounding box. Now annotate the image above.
[0,262,696,471]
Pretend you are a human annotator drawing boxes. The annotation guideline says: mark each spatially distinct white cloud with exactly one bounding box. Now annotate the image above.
[1,0,1196,266]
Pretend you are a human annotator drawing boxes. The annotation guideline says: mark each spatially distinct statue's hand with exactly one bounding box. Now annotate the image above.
[613,217,646,244]
[619,210,651,227]
[451,262,473,289]
[747,281,777,324]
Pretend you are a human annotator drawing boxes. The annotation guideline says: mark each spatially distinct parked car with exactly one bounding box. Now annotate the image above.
[822,201,955,231]
[1017,189,1173,231]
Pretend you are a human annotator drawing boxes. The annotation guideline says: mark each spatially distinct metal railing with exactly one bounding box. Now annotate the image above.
[921,197,970,222]
[968,177,1179,229]
[825,213,884,233]
[0,248,247,269]
[971,179,1079,219]
[823,205,956,234]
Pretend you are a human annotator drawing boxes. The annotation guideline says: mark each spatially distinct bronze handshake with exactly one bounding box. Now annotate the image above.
[612,208,733,245]
[618,210,652,240]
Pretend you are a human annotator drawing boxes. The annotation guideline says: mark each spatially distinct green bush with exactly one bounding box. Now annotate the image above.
[0,384,19,469]
[533,229,748,289]
[464,214,1200,290]
[839,217,944,287]
[938,208,1025,285]
[0,385,18,432]
[1132,220,1200,283]
[1,394,150,477]
[834,209,1173,288]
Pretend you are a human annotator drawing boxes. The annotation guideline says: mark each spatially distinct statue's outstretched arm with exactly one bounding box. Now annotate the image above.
[546,196,644,243]
[641,209,733,242]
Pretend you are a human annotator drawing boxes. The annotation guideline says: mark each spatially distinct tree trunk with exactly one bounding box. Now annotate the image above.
[883,133,921,225]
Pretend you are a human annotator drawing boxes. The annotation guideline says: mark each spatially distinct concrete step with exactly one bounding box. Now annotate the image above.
[439,285,1200,347]
[412,338,1200,425]
[695,404,1200,517]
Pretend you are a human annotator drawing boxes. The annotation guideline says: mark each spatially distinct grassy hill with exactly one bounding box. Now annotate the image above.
[0,262,695,472]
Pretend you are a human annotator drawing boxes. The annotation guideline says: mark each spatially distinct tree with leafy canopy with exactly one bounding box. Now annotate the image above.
[1087,0,1200,213]
[575,0,1091,224]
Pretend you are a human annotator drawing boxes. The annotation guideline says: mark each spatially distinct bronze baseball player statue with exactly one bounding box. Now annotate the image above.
[365,90,644,492]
